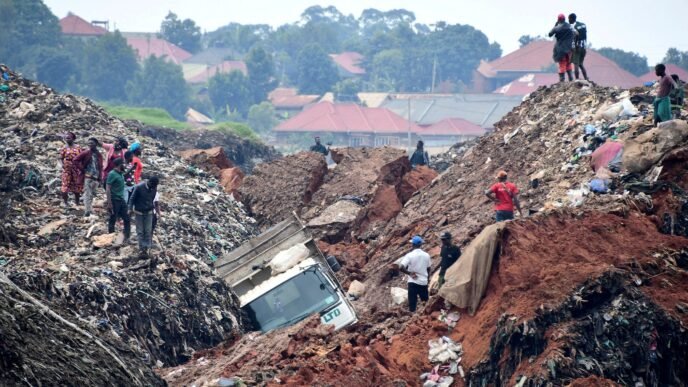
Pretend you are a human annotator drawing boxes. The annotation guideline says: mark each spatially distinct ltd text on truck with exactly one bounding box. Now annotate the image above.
[215,213,357,332]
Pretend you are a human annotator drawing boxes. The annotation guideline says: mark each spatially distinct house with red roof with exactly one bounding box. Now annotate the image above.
[330,52,366,77]
[184,61,248,84]
[274,101,483,147]
[59,13,107,37]
[268,88,321,118]
[639,64,688,84]
[121,33,192,65]
[474,40,641,94]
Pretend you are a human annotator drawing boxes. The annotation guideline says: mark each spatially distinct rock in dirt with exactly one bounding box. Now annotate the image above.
[179,146,234,176]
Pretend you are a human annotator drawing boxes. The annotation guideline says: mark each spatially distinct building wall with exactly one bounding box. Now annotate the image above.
[275,131,477,149]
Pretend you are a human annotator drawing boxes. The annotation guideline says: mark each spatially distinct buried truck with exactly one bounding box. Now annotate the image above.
[215,214,357,332]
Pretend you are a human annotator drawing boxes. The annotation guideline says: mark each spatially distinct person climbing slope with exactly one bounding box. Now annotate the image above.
[485,170,522,221]
[59,131,83,207]
[393,235,432,312]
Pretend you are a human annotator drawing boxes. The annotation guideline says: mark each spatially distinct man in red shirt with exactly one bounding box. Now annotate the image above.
[485,170,522,221]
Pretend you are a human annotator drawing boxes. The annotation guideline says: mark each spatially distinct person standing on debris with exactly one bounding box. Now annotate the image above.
[310,136,329,155]
[393,235,431,312]
[129,142,144,183]
[568,13,589,81]
[106,158,130,242]
[437,232,461,288]
[101,138,128,187]
[409,140,430,168]
[59,132,83,207]
[73,137,103,218]
[129,176,159,257]
[123,151,140,204]
[548,14,575,82]
[485,170,523,221]
[653,64,678,125]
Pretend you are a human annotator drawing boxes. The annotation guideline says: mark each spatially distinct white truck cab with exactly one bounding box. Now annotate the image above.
[215,214,357,332]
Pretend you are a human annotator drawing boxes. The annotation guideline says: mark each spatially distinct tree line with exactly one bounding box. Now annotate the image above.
[2,0,687,129]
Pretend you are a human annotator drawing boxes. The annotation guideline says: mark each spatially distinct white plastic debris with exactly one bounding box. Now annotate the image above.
[391,287,408,305]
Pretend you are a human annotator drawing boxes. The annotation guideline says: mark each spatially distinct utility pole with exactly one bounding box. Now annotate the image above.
[431,56,437,93]
[407,98,412,153]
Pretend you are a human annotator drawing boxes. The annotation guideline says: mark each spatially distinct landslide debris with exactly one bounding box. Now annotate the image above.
[0,65,256,381]
[162,80,688,386]
[140,125,280,173]
[239,151,328,227]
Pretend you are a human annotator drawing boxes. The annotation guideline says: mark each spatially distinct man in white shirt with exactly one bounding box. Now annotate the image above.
[394,235,431,312]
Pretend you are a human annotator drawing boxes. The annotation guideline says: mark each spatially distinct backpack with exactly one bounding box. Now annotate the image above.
[575,22,587,42]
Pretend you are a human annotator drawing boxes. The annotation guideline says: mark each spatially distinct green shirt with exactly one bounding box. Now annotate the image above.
[106,169,125,202]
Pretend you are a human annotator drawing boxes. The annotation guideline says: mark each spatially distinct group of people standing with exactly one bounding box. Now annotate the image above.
[59,133,160,257]
[549,13,588,82]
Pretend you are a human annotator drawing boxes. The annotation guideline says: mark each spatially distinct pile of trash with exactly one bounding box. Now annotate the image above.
[0,273,164,385]
[179,146,245,196]
[139,124,280,173]
[430,138,479,172]
[0,65,257,378]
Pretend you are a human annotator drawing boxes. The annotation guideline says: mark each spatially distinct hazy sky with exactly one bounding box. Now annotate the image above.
[45,0,687,64]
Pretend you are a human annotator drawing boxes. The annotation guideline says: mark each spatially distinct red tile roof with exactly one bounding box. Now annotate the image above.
[125,36,192,65]
[420,118,486,136]
[187,61,248,84]
[330,52,366,75]
[494,73,560,96]
[639,64,688,83]
[275,102,417,134]
[268,88,320,109]
[59,13,107,36]
[479,40,641,89]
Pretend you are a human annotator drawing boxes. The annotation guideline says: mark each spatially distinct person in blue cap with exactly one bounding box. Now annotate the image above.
[393,235,432,312]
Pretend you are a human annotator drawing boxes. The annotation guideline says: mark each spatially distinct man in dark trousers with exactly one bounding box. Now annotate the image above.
[485,170,522,221]
[129,176,159,257]
[654,64,678,125]
[310,136,329,155]
[438,232,461,288]
[393,235,431,312]
[568,13,588,81]
[409,140,430,167]
[548,14,575,82]
[106,158,130,242]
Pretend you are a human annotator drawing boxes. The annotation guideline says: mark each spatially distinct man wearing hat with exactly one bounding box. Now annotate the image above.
[393,235,432,312]
[548,13,575,82]
[438,232,461,288]
[485,170,522,221]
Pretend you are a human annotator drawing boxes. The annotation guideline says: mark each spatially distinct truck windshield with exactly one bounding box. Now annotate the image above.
[244,268,339,332]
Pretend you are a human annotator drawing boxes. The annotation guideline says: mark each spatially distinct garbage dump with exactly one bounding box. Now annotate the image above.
[0,65,258,380]
[138,124,280,173]
[162,80,688,386]
[0,273,164,386]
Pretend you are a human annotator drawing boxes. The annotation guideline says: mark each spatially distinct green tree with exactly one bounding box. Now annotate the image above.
[663,48,688,71]
[82,31,139,102]
[208,70,252,116]
[333,78,362,102]
[597,47,649,76]
[126,56,190,120]
[518,35,544,47]
[370,49,404,91]
[35,47,78,91]
[296,43,339,94]
[247,102,278,135]
[0,0,61,69]
[160,12,202,53]
[246,46,277,104]
[205,23,271,52]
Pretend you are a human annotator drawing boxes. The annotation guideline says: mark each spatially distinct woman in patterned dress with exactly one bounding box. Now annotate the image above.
[60,132,83,206]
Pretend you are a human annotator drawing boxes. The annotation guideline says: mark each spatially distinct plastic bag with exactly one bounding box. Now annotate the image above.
[391,287,408,305]
[621,98,639,116]
[269,243,310,274]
